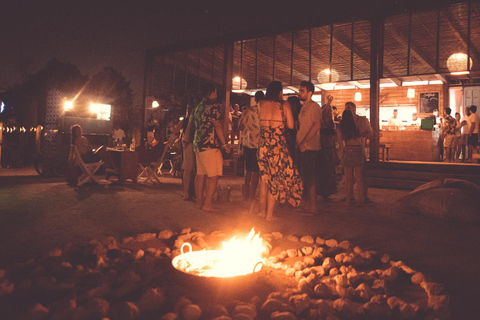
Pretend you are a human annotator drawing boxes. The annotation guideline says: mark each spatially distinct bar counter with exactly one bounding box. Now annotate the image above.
[379,129,441,161]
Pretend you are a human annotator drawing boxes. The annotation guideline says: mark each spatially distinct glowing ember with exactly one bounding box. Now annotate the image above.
[172,228,266,278]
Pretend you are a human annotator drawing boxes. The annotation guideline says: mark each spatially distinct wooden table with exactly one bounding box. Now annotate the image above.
[107,148,139,182]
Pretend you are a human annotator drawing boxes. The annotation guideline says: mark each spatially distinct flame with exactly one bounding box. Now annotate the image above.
[174,228,266,278]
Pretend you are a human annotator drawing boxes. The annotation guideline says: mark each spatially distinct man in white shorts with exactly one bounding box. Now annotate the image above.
[184,82,230,211]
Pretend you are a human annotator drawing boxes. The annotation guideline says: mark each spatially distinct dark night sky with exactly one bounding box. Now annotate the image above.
[0,0,458,105]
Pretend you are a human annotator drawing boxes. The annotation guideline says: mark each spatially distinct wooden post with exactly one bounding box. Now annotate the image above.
[369,14,383,163]
[223,41,234,135]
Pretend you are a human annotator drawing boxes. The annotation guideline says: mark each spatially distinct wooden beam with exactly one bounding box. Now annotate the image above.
[435,73,448,83]
[384,22,436,72]
[443,10,480,66]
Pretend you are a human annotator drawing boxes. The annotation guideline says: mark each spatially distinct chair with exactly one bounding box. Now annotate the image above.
[72,146,105,186]
[137,142,171,184]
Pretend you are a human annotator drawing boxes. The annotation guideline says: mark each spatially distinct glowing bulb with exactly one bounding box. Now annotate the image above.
[63,100,74,111]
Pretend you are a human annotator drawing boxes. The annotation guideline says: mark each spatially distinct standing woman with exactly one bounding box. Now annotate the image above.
[337,110,367,203]
[257,81,303,220]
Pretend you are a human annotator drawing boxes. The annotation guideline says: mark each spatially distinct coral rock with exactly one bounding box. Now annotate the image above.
[158,230,174,239]
[112,302,140,320]
[300,236,314,244]
[287,249,298,258]
[24,303,49,320]
[138,287,165,312]
[181,304,202,320]
[271,232,283,240]
[271,311,297,320]
[289,294,310,315]
[233,304,257,318]
[325,239,338,248]
[338,241,351,250]
[135,233,156,242]
[161,312,178,320]
[287,235,299,242]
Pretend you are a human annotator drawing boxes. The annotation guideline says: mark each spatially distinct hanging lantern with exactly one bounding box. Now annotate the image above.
[232,76,248,91]
[447,53,473,74]
[407,88,416,98]
[317,68,340,83]
[354,92,362,101]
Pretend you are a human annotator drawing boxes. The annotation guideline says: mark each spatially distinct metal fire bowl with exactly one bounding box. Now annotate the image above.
[170,248,264,297]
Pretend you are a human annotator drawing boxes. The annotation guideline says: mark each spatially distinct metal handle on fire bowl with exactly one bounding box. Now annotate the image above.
[181,242,192,256]
[253,261,263,273]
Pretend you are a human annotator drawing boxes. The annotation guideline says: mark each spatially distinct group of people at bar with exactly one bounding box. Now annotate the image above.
[181,80,373,220]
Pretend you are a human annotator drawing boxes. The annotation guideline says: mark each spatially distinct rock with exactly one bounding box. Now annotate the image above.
[329,268,339,276]
[180,228,192,234]
[310,266,325,276]
[24,303,49,320]
[261,299,285,313]
[295,271,303,281]
[399,302,420,318]
[334,253,346,263]
[289,294,310,315]
[287,249,298,258]
[382,267,400,281]
[101,236,118,249]
[0,278,14,295]
[138,287,165,312]
[363,297,390,318]
[97,256,108,268]
[190,231,206,240]
[146,248,157,255]
[112,302,140,320]
[287,235,299,242]
[268,292,290,303]
[334,274,349,287]
[333,298,363,317]
[355,283,372,302]
[49,299,76,320]
[133,249,144,260]
[336,285,355,299]
[161,313,178,320]
[233,305,257,318]
[338,241,351,250]
[211,317,232,320]
[136,233,157,242]
[298,278,313,294]
[272,232,283,240]
[181,304,202,320]
[195,237,208,249]
[123,237,134,244]
[82,298,110,319]
[84,283,110,299]
[301,246,313,256]
[325,239,338,248]
[158,230,174,239]
[315,237,325,245]
[353,246,363,254]
[300,236,314,244]
[293,261,307,271]
[175,297,192,313]
[427,294,449,312]
[322,257,336,269]
[48,248,62,257]
[421,281,444,296]
[232,314,253,320]
[286,268,296,276]
[271,311,297,320]
[303,257,315,267]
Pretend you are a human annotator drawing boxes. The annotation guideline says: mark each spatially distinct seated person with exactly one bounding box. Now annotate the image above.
[137,128,165,165]
[112,124,126,146]
[69,124,116,168]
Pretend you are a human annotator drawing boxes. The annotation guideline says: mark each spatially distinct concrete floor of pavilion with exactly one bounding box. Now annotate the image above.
[0,167,479,319]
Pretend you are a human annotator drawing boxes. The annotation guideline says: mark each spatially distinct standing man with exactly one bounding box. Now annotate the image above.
[184,82,230,211]
[387,109,402,127]
[458,107,471,162]
[318,95,337,201]
[344,102,373,203]
[239,91,264,207]
[442,107,456,162]
[467,105,480,162]
[297,81,322,214]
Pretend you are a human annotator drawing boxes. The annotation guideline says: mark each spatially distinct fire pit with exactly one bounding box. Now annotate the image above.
[171,228,265,278]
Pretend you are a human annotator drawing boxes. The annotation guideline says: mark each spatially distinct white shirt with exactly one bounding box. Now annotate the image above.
[112,128,125,142]
[461,115,470,135]
[297,100,322,151]
[468,113,480,134]
[387,117,402,126]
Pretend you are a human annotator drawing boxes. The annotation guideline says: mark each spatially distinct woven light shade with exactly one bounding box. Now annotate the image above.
[447,53,473,73]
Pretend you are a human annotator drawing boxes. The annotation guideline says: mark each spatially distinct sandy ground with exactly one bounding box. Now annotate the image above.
[0,167,479,319]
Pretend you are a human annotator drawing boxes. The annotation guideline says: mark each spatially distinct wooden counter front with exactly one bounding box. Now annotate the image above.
[380,130,441,161]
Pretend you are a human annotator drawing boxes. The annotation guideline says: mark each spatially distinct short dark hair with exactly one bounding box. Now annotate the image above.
[202,82,216,97]
[265,81,283,101]
[254,90,265,103]
[471,105,477,113]
[300,81,315,94]
[393,109,398,112]
[332,106,337,110]
[445,107,452,115]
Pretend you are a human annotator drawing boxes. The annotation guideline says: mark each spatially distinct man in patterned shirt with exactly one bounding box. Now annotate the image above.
[239,90,264,204]
[442,107,456,162]
[184,82,230,211]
